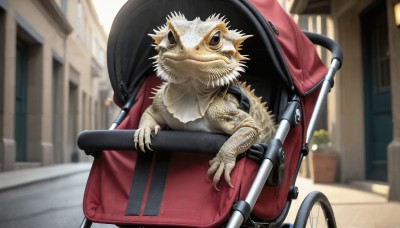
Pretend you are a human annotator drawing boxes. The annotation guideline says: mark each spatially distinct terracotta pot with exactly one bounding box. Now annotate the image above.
[309,151,339,183]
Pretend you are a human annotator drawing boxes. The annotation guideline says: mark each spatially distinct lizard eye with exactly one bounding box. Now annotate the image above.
[167,30,176,45]
[209,31,221,46]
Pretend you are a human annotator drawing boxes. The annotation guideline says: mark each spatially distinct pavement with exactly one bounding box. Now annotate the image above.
[285,178,400,227]
[0,163,92,191]
[0,163,399,227]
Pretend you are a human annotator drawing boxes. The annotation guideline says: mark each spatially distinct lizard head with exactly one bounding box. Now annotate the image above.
[149,12,252,87]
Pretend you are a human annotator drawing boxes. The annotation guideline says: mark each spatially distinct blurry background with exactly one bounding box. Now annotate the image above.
[0,0,399,227]
[0,0,126,168]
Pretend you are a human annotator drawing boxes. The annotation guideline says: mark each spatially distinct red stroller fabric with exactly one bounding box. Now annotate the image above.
[83,0,328,226]
[83,76,319,227]
[249,0,327,95]
[84,76,247,227]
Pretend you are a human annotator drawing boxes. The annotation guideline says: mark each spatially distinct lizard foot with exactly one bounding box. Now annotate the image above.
[133,125,160,152]
[207,151,236,191]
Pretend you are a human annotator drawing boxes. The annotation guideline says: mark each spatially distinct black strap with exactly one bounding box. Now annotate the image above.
[143,152,171,216]
[125,151,171,216]
[227,84,250,113]
[125,152,153,216]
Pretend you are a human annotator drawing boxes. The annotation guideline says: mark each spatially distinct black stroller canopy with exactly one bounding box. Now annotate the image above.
[107,0,295,105]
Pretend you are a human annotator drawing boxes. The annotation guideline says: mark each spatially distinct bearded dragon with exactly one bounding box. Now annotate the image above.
[134,12,276,190]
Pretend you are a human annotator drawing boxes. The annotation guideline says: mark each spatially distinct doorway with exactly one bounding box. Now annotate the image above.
[361,1,392,181]
[52,60,63,163]
[15,40,28,162]
[68,81,79,162]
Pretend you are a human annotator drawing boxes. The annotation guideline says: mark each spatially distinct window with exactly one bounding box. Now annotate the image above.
[91,36,105,67]
[61,0,67,15]
[371,13,391,92]
[76,1,82,36]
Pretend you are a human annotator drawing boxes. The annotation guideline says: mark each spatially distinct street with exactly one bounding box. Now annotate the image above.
[0,172,112,228]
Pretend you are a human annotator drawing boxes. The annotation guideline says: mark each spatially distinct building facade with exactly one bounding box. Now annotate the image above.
[290,0,400,200]
[0,0,112,171]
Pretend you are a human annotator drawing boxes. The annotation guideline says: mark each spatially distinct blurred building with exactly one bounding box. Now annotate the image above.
[289,0,400,200]
[0,0,114,171]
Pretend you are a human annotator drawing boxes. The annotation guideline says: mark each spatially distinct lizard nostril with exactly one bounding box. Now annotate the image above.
[196,46,200,51]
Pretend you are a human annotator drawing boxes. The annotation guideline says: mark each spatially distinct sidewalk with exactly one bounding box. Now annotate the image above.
[0,164,399,227]
[0,163,92,191]
[287,177,400,228]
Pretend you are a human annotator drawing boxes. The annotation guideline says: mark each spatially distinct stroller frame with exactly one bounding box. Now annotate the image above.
[227,57,341,228]
[77,1,343,227]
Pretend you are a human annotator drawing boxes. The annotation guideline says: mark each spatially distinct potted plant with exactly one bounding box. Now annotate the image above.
[309,129,339,183]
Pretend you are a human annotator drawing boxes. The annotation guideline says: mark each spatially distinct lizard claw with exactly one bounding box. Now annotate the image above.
[154,125,160,135]
[207,151,236,190]
[134,125,160,152]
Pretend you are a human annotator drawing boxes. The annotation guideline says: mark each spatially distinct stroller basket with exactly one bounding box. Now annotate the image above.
[78,0,343,227]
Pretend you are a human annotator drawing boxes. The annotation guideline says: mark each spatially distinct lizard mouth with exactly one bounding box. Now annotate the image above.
[156,53,243,87]
[162,53,230,64]
[165,58,227,66]
[163,57,231,76]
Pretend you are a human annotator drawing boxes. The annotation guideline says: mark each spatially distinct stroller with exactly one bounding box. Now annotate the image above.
[78,0,343,227]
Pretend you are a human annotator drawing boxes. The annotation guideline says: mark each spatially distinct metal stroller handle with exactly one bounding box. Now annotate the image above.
[304,31,343,69]
[77,130,229,155]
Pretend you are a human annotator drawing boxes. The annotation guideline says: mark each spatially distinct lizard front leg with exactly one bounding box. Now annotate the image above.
[207,95,260,190]
[134,105,163,152]
[207,126,258,190]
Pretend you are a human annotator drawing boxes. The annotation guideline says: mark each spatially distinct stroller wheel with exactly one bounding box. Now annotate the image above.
[294,191,336,228]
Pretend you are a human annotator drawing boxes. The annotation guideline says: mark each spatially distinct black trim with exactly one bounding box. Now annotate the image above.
[233,201,252,222]
[143,152,171,216]
[262,139,286,186]
[280,96,301,128]
[289,186,299,200]
[263,139,282,167]
[246,144,266,164]
[301,144,309,156]
[125,152,153,216]
[228,84,250,113]
[303,77,324,96]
